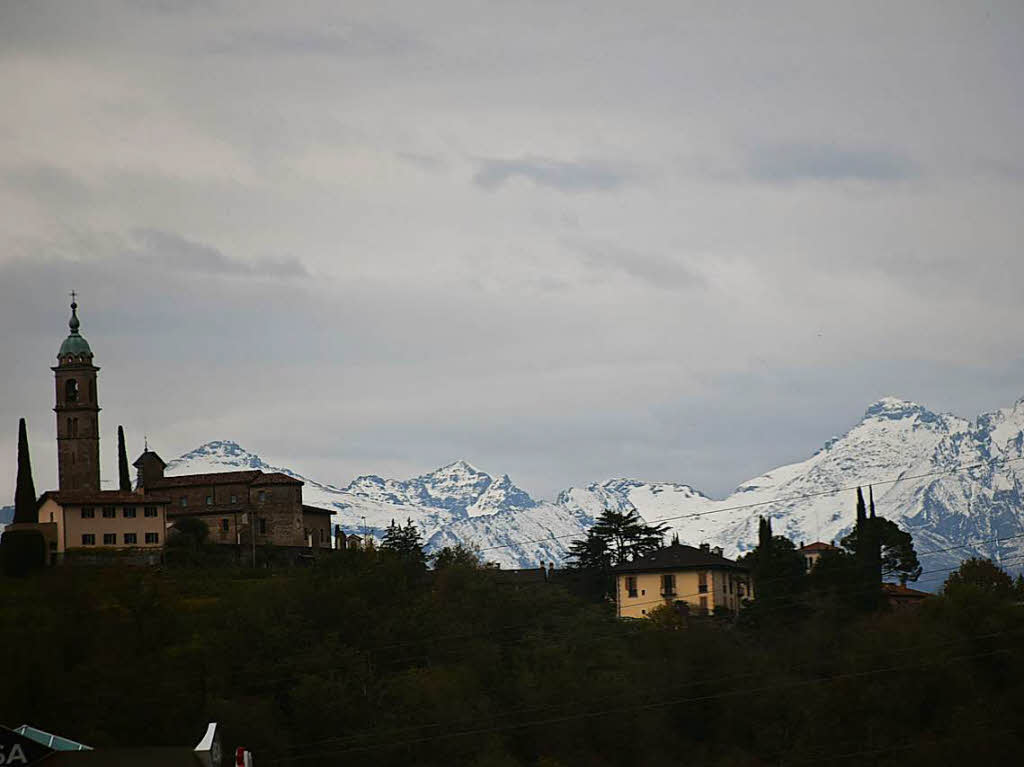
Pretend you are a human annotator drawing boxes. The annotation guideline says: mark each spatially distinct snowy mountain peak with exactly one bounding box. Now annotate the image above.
[167,440,271,473]
[862,397,938,422]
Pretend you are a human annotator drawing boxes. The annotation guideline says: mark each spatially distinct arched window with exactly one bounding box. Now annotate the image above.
[88,380,95,402]
[72,418,79,437]
[65,379,79,403]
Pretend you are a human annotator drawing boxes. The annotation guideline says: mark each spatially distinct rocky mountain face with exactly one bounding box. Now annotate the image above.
[165,395,1024,584]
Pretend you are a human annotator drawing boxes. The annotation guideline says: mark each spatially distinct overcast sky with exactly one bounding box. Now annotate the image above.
[2,1,1023,503]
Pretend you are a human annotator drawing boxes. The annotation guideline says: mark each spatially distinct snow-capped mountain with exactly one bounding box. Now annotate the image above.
[166,442,566,560]
[164,394,1024,582]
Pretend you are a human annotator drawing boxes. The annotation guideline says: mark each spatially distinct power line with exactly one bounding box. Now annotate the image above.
[270,625,1024,758]
[209,532,1024,690]
[221,550,1024,699]
[265,646,1015,763]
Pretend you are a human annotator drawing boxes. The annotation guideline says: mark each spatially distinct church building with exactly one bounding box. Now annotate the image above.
[37,298,171,561]
[36,298,333,562]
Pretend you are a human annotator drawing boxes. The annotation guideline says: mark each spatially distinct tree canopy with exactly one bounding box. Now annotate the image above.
[568,508,668,570]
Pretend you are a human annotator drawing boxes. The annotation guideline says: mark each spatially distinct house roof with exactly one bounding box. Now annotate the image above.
[132,450,167,469]
[302,505,334,515]
[38,490,170,506]
[612,543,748,574]
[799,541,840,553]
[882,582,930,599]
[148,470,301,488]
[489,567,550,585]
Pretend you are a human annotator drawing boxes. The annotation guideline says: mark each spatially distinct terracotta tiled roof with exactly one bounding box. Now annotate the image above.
[38,490,170,506]
[799,541,840,552]
[148,471,262,488]
[882,582,930,599]
[149,470,300,489]
[302,505,334,515]
[613,543,748,573]
[251,473,302,486]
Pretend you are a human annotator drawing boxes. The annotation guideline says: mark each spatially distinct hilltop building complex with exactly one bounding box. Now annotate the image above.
[36,298,332,562]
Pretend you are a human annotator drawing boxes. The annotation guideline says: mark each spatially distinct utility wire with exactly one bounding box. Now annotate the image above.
[273,625,1024,757]
[222,551,1024,699]
[210,532,1024,691]
[266,646,1015,763]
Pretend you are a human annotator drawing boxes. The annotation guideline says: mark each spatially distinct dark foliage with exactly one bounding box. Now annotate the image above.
[13,418,37,525]
[117,425,132,492]
[2,552,1023,766]
[943,557,1018,599]
[380,518,427,574]
[2,418,46,576]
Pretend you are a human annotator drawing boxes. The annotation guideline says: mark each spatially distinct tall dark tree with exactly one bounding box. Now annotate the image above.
[13,418,37,524]
[738,516,806,614]
[2,418,46,576]
[568,509,668,570]
[841,511,921,583]
[943,558,1016,599]
[381,518,426,572]
[117,425,132,492]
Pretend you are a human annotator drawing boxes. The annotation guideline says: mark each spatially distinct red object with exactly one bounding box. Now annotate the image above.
[236,746,246,766]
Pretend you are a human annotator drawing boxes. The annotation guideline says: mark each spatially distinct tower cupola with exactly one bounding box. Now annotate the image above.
[57,295,93,363]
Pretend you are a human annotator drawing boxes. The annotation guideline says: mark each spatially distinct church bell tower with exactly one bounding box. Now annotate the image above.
[53,295,101,492]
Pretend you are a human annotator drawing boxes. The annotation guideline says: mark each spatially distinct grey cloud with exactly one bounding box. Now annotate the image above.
[2,165,92,206]
[568,240,704,290]
[747,142,917,183]
[474,157,625,193]
[206,23,422,59]
[131,229,308,279]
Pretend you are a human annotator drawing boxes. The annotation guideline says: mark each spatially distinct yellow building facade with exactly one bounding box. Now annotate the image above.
[38,491,170,557]
[613,542,752,619]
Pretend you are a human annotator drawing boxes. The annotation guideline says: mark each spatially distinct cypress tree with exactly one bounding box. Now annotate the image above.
[3,418,46,576]
[13,418,37,524]
[117,425,132,492]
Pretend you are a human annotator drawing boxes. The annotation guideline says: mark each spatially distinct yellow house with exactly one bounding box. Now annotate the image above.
[37,490,171,561]
[797,541,840,571]
[613,542,752,619]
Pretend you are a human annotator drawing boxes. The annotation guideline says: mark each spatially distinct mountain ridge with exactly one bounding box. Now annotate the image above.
[161,394,1024,583]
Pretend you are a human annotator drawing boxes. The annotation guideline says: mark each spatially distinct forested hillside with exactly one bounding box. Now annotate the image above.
[2,550,1023,766]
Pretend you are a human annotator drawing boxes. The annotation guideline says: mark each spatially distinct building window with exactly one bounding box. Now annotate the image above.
[258,517,267,535]
[89,380,95,402]
[737,582,746,598]
[180,497,187,507]
[72,418,79,437]
[144,506,158,517]
[221,519,230,532]
[81,507,95,519]
[82,533,95,546]
[205,495,213,505]
[124,533,137,545]
[230,494,237,504]
[660,573,676,597]
[626,576,638,598]
[257,491,266,503]
[145,532,159,544]
[320,528,325,543]
[102,506,116,518]
[49,512,54,522]
[103,533,116,545]
[699,596,709,614]
[65,378,79,403]
[123,506,137,518]
[698,571,709,594]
